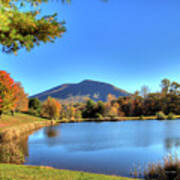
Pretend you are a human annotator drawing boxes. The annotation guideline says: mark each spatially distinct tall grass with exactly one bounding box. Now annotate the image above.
[144,154,180,180]
[0,142,24,164]
[0,121,53,142]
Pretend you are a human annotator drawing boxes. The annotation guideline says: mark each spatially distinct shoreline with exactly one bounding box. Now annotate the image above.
[0,114,56,143]
[1,113,177,179]
[1,113,180,142]
[58,115,180,123]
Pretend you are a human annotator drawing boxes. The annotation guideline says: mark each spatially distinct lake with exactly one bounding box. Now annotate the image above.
[4,120,180,177]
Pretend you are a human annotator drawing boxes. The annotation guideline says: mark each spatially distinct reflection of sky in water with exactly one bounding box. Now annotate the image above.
[25,120,180,177]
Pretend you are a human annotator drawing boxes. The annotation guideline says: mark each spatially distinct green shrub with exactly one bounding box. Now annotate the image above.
[156,111,166,120]
[28,108,40,117]
[95,113,103,120]
[139,115,144,120]
[167,112,176,120]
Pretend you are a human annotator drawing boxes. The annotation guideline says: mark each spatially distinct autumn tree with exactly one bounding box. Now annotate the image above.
[66,104,76,120]
[0,71,17,117]
[0,0,69,54]
[108,102,120,117]
[41,97,61,119]
[105,94,116,115]
[13,82,29,113]
[74,110,82,119]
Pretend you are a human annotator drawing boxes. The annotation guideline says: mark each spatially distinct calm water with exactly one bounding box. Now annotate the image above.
[14,120,180,177]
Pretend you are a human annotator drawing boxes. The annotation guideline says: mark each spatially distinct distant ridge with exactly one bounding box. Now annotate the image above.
[31,80,130,102]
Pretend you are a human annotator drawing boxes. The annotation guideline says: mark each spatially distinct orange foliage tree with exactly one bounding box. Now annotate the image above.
[0,71,28,117]
[41,97,62,120]
[13,82,29,113]
[0,71,16,116]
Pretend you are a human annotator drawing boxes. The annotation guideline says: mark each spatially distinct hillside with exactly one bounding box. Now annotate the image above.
[31,80,130,102]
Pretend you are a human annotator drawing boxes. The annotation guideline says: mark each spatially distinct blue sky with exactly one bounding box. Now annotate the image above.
[1,0,180,95]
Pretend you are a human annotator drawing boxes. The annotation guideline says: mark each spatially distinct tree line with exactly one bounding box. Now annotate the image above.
[1,70,180,120]
[28,79,180,120]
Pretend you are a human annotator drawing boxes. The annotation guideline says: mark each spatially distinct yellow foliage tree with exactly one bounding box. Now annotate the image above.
[109,102,119,117]
[41,97,61,120]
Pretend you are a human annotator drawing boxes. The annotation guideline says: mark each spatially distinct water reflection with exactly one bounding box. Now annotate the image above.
[25,120,180,177]
[1,120,180,177]
[0,136,28,164]
[165,138,180,151]
[44,127,60,138]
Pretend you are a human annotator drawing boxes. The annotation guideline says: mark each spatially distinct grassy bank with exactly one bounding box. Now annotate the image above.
[0,113,55,142]
[0,164,138,180]
[1,113,180,142]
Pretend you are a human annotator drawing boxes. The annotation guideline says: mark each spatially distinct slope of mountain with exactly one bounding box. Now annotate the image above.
[31,80,130,102]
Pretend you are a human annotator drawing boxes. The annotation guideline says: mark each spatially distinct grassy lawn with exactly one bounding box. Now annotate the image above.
[0,113,52,142]
[0,113,46,132]
[0,164,138,180]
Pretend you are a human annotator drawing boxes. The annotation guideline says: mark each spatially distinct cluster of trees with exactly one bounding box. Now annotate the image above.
[0,70,62,120]
[28,79,180,120]
[0,71,28,117]
[1,71,180,120]
[65,78,180,119]
[29,97,61,120]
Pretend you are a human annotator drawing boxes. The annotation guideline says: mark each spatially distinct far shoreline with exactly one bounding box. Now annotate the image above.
[57,115,180,123]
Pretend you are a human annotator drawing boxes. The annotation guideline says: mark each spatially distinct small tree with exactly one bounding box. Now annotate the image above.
[96,101,106,117]
[108,102,120,118]
[41,97,61,120]
[74,110,82,119]
[29,98,41,110]
[13,82,29,113]
[28,98,42,116]
[82,99,96,118]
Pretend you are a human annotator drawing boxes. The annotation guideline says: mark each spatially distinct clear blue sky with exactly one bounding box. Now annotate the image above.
[1,0,180,96]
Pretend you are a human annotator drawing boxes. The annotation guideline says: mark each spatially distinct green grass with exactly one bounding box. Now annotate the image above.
[0,164,138,180]
[0,113,46,132]
[0,113,53,142]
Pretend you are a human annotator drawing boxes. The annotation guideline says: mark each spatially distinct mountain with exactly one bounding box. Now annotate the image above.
[31,80,130,102]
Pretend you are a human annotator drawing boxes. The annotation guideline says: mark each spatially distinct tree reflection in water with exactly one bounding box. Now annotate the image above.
[165,138,180,152]
[0,136,28,164]
[44,126,60,138]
